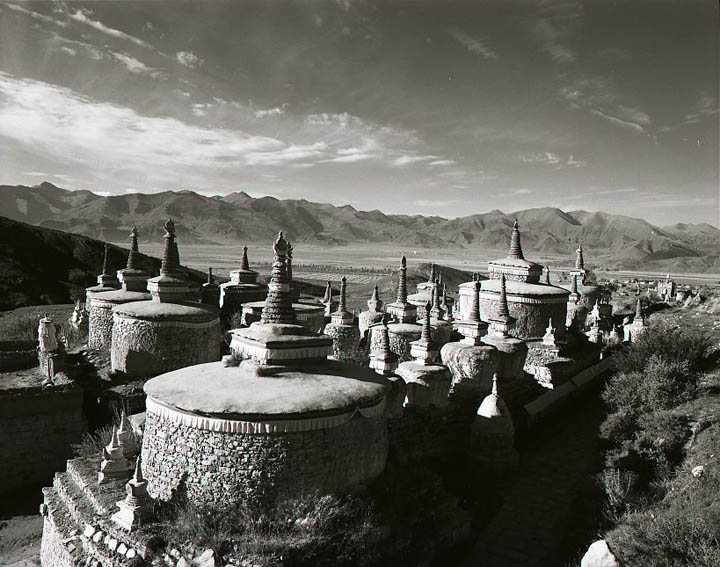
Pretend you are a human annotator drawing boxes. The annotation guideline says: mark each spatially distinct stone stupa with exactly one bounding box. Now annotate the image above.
[141,232,391,506]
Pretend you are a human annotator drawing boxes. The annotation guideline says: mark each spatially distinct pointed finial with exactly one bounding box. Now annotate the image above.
[509,219,524,259]
[570,274,578,294]
[497,274,510,319]
[491,373,498,396]
[548,318,554,331]
[164,218,175,236]
[544,267,551,285]
[468,280,481,322]
[207,267,214,284]
[102,243,111,275]
[126,226,141,270]
[575,242,585,270]
[132,454,145,484]
[368,285,382,311]
[108,426,119,450]
[339,276,347,311]
[240,245,250,271]
[396,256,408,304]
[428,263,436,283]
[160,219,179,276]
[635,296,643,320]
[323,280,332,302]
[421,301,432,342]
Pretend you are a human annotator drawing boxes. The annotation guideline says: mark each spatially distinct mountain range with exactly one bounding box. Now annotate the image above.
[1,182,718,271]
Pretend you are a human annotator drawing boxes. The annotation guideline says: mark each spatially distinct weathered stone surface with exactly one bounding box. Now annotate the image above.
[581,540,621,567]
[111,302,222,377]
[88,291,151,351]
[144,360,388,416]
[396,362,451,409]
[387,323,422,362]
[324,323,365,365]
[441,342,499,405]
[480,335,528,380]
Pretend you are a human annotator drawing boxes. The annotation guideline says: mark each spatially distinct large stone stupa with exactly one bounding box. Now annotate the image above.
[142,232,390,506]
[110,220,222,377]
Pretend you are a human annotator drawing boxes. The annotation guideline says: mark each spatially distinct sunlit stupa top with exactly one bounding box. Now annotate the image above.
[487,219,543,283]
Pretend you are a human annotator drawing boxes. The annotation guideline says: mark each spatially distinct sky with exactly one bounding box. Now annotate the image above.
[0,0,718,226]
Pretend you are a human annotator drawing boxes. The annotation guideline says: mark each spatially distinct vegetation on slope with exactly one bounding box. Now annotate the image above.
[598,319,720,566]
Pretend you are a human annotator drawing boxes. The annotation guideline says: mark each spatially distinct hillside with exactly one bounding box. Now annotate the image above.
[0,216,206,309]
[1,183,718,270]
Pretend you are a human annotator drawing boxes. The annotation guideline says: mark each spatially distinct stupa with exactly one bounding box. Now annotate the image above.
[144,232,390,506]
[87,227,151,351]
[458,220,569,339]
[481,275,528,380]
[359,285,386,337]
[110,220,222,377]
[219,245,266,319]
[85,242,120,302]
[324,276,364,363]
[111,455,152,531]
[408,264,455,318]
[396,304,452,409]
[623,296,647,343]
[201,267,221,307]
[386,256,422,361]
[469,374,518,474]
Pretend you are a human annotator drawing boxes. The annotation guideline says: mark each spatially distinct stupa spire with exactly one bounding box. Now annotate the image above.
[508,219,524,260]
[102,243,111,276]
[260,231,295,324]
[368,285,382,311]
[207,267,214,284]
[421,302,432,343]
[160,219,178,276]
[491,373,499,396]
[468,280,481,322]
[287,242,293,283]
[126,227,141,270]
[570,274,578,295]
[323,280,332,303]
[338,276,347,312]
[240,245,250,271]
[575,243,585,270]
[497,274,510,320]
[396,256,408,304]
[428,263,436,283]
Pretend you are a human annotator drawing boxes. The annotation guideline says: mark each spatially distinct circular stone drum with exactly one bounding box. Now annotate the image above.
[111,301,221,377]
[241,301,326,334]
[141,360,389,506]
[88,290,150,350]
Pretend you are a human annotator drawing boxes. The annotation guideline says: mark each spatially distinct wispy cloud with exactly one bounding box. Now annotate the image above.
[67,9,152,49]
[176,51,203,69]
[448,29,497,60]
[48,31,105,60]
[4,3,67,27]
[255,104,288,118]
[521,152,562,165]
[111,52,163,77]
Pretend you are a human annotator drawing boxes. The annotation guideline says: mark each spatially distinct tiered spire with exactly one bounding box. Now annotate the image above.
[117,409,138,458]
[570,274,578,295]
[635,296,644,322]
[467,280,481,323]
[367,285,382,312]
[410,302,437,364]
[260,231,296,324]
[207,267,214,285]
[396,256,408,304]
[575,243,585,270]
[440,283,450,320]
[323,281,332,303]
[102,243,111,276]
[160,219,179,276]
[496,275,510,321]
[111,454,152,531]
[430,281,443,319]
[369,323,398,375]
[428,263,436,283]
[287,242,293,283]
[331,276,354,325]
[98,426,129,484]
[508,219,524,260]
[240,245,250,271]
[126,227,140,270]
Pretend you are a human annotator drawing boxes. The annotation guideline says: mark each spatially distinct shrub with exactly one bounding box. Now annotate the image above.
[611,320,711,375]
[71,424,113,457]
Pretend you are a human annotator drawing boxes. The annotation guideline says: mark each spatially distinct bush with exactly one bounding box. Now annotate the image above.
[611,320,711,375]
[148,491,382,567]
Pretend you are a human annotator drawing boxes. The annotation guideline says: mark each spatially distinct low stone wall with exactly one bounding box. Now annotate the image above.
[0,381,86,493]
[40,513,78,567]
[142,398,388,506]
[111,315,222,377]
[0,339,37,371]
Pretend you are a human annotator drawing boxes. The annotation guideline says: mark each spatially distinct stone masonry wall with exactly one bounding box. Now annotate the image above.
[88,301,114,351]
[142,408,388,507]
[111,316,222,377]
[0,384,86,493]
[481,298,567,340]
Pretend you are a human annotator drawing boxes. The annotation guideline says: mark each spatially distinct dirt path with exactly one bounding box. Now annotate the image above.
[463,397,605,567]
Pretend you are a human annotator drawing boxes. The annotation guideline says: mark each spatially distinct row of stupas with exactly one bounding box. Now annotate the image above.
[40,219,647,566]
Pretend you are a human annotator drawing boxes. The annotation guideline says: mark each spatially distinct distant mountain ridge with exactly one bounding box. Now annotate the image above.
[1,182,718,269]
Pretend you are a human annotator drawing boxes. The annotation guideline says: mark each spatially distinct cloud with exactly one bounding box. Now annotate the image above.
[4,3,67,27]
[244,142,328,166]
[48,32,105,60]
[0,73,296,176]
[428,159,457,167]
[448,29,497,60]
[176,51,203,69]
[59,46,77,56]
[255,104,288,118]
[521,152,562,165]
[67,9,152,49]
[566,155,587,167]
[111,52,163,77]
[514,188,533,195]
[589,109,649,136]
[532,0,582,64]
